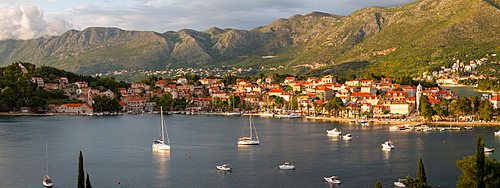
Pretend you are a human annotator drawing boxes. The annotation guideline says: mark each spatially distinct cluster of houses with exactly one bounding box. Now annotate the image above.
[422,54,498,85]
[29,71,500,117]
[117,75,464,118]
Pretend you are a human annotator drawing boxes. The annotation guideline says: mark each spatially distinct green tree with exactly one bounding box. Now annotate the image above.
[85,173,92,188]
[78,151,85,188]
[419,96,434,120]
[274,96,285,108]
[93,96,121,112]
[375,180,383,188]
[325,97,345,116]
[404,158,431,188]
[456,135,500,188]
[476,101,494,121]
[417,158,427,184]
[450,97,472,117]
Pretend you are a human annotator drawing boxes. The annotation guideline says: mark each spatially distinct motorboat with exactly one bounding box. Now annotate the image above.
[389,126,399,131]
[360,120,369,126]
[237,115,260,145]
[342,134,353,140]
[463,126,473,130]
[216,164,232,171]
[324,176,341,184]
[278,162,295,170]
[422,126,434,132]
[326,128,342,136]
[153,107,171,150]
[43,175,53,188]
[394,178,406,187]
[381,140,395,149]
[484,147,495,152]
[259,112,274,117]
[288,113,302,119]
[225,112,241,116]
[495,130,500,136]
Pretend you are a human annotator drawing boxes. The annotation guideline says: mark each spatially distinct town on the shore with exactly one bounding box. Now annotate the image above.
[19,59,499,124]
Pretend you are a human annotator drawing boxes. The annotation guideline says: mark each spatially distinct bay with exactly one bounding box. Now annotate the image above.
[0,115,498,188]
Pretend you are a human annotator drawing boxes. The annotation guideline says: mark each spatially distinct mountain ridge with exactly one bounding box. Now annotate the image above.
[0,0,498,77]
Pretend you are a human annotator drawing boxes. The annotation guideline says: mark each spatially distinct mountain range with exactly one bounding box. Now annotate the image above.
[0,0,498,77]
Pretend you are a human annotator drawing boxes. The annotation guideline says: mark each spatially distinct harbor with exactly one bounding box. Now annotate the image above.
[0,114,498,187]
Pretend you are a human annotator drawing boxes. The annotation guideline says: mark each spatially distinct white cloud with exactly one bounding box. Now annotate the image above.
[0,5,72,40]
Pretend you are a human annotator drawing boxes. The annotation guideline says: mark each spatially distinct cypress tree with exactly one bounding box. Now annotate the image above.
[78,151,85,188]
[375,180,383,188]
[85,173,92,188]
[475,135,485,188]
[417,158,427,184]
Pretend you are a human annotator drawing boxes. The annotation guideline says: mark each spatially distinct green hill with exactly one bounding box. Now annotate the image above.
[0,0,498,77]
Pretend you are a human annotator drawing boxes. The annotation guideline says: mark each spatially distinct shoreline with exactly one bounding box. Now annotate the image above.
[2,112,499,127]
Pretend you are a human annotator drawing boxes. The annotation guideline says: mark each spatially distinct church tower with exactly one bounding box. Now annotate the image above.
[416,84,423,114]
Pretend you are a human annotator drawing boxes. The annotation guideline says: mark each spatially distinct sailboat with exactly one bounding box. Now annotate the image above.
[42,143,53,188]
[153,107,171,150]
[238,115,260,145]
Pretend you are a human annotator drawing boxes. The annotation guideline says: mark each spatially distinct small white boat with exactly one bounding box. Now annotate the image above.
[422,127,434,132]
[495,130,500,136]
[259,112,274,117]
[389,126,399,131]
[238,115,260,145]
[225,112,241,116]
[216,164,232,171]
[381,140,395,149]
[394,178,406,187]
[342,134,353,140]
[288,113,302,119]
[484,147,495,152]
[152,107,171,150]
[324,176,341,184]
[463,126,473,130]
[278,162,295,170]
[360,120,369,126]
[326,128,342,136]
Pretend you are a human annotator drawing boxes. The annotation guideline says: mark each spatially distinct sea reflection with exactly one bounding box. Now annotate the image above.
[152,150,170,186]
[382,148,392,161]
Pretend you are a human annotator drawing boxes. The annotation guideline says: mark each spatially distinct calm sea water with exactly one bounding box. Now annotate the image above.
[0,115,498,188]
[442,86,487,97]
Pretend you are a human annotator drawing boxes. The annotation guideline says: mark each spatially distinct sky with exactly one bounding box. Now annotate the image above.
[0,0,414,40]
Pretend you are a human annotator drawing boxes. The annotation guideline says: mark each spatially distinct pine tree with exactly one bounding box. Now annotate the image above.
[375,180,383,188]
[77,151,85,188]
[475,135,485,188]
[85,173,92,188]
[417,158,427,184]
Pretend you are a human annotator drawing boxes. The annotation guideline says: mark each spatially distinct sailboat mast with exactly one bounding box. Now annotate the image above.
[253,116,259,140]
[249,115,253,139]
[45,143,48,174]
[160,107,165,142]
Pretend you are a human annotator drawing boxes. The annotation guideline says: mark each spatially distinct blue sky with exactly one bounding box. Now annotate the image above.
[0,0,414,40]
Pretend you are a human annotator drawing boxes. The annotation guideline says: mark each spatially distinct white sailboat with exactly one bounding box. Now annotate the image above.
[42,143,53,188]
[153,107,171,150]
[238,115,260,145]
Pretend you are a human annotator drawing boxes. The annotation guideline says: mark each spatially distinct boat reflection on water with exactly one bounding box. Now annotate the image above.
[382,148,391,161]
[152,149,170,186]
